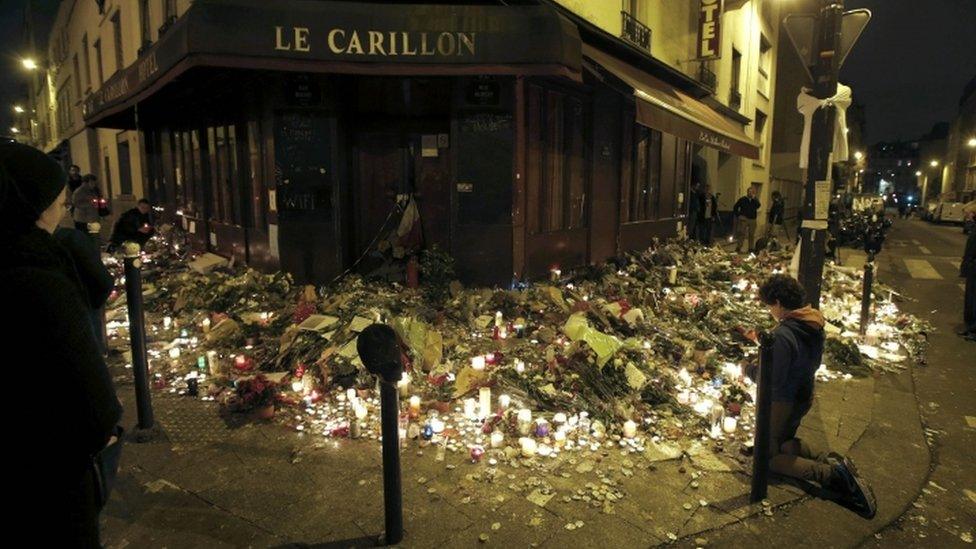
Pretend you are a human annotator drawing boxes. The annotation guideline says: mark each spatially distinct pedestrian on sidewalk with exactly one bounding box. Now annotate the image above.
[67,164,83,193]
[55,223,115,354]
[71,174,102,231]
[750,274,877,518]
[960,209,976,341]
[687,181,701,242]
[766,190,788,244]
[696,184,719,246]
[0,142,123,547]
[733,185,760,253]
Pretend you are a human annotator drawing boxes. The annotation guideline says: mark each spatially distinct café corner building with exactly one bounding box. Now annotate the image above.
[84,0,758,286]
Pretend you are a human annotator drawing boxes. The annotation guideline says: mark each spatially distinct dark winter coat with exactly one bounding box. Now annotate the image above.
[768,197,785,225]
[733,196,760,220]
[962,228,976,278]
[55,227,114,310]
[0,227,122,483]
[110,207,153,247]
[696,192,719,221]
[747,306,825,403]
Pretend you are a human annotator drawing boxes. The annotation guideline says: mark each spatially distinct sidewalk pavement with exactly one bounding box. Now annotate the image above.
[101,353,928,548]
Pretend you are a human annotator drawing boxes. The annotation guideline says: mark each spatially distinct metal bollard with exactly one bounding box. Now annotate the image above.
[859,252,875,335]
[750,331,775,503]
[123,241,155,433]
[357,324,404,546]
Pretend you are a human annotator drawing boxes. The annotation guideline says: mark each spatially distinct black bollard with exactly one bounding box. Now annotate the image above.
[357,324,404,546]
[859,252,875,335]
[750,331,775,503]
[123,242,155,433]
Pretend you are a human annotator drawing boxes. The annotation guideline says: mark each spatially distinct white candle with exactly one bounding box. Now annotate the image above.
[490,431,505,449]
[409,395,421,416]
[397,373,410,398]
[346,388,357,404]
[553,430,567,448]
[163,316,172,329]
[494,311,503,327]
[498,394,511,410]
[623,420,637,438]
[168,347,181,359]
[201,317,211,333]
[537,444,553,457]
[517,409,532,435]
[515,360,526,374]
[479,387,492,419]
[206,350,218,375]
[464,398,477,420]
[723,416,738,434]
[291,380,303,393]
[498,326,508,339]
[519,437,537,457]
[471,356,486,371]
[430,417,445,433]
[553,412,567,427]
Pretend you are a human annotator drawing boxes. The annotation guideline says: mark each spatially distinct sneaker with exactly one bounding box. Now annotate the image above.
[832,459,877,519]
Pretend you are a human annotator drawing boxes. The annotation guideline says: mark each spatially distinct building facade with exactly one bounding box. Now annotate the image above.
[25,0,778,285]
[940,76,976,200]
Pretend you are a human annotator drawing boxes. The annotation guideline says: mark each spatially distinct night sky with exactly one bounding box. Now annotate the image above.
[1,0,975,143]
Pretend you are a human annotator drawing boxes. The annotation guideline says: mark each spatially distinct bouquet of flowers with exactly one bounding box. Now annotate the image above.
[235,374,279,410]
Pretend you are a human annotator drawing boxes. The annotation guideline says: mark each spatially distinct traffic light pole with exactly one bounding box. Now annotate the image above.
[797,0,844,309]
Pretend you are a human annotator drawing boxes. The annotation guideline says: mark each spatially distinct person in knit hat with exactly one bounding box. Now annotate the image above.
[0,141,122,547]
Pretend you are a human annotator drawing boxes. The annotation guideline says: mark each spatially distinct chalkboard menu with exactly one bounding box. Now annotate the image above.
[273,111,332,213]
[456,113,513,225]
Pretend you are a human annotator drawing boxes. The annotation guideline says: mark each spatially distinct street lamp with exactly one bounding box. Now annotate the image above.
[9,127,19,134]
[853,151,863,161]
[21,58,38,70]
[929,160,939,167]
[915,170,922,177]
[968,137,976,148]
[13,105,24,114]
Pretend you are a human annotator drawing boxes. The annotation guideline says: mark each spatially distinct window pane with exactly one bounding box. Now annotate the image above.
[565,96,585,229]
[546,91,564,232]
[526,85,543,234]
[634,126,648,222]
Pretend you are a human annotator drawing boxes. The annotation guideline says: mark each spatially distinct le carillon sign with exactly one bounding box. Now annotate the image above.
[83,0,579,124]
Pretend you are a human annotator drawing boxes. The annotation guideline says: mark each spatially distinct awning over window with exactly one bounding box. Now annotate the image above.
[84,0,581,128]
[583,44,759,160]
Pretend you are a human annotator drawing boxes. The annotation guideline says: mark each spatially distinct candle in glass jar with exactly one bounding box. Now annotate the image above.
[723,416,738,434]
[471,355,486,371]
[478,387,491,419]
[553,430,567,448]
[291,380,303,393]
[409,395,421,418]
[163,316,172,329]
[201,317,211,333]
[515,360,525,374]
[168,347,181,359]
[519,437,537,457]
[517,409,532,435]
[464,398,477,420]
[494,311,503,327]
[623,420,637,438]
[396,373,410,398]
[498,394,511,410]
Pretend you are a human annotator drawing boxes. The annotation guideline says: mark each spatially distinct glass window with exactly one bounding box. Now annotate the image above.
[624,124,662,223]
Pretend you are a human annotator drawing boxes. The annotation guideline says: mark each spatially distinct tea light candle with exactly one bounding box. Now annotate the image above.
[168,346,181,359]
[490,431,505,448]
[471,355,486,371]
[409,395,421,418]
[464,398,477,420]
[517,409,533,435]
[519,437,537,457]
[478,387,491,419]
[723,416,738,434]
[291,380,304,393]
[498,394,511,410]
[623,420,637,438]
[553,430,567,448]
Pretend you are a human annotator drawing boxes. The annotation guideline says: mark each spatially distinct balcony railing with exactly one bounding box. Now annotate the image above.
[729,89,742,111]
[621,11,651,52]
[698,63,717,91]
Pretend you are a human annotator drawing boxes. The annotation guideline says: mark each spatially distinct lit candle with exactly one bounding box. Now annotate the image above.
[519,437,537,457]
[397,373,410,398]
[494,311,504,327]
[490,431,505,448]
[346,388,357,404]
[291,380,303,393]
[723,416,738,434]
[515,360,526,374]
[168,347,181,359]
[623,420,637,438]
[498,394,511,410]
[553,412,567,428]
[517,409,532,435]
[479,387,492,419]
[408,395,421,418]
[163,316,172,329]
[430,417,445,433]
[471,356,486,371]
[550,267,561,282]
[553,430,567,448]
[201,317,211,333]
[206,350,218,375]
[464,398,477,420]
[537,444,553,457]
[498,326,508,339]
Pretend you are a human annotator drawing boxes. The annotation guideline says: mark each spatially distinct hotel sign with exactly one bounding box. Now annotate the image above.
[697,0,724,60]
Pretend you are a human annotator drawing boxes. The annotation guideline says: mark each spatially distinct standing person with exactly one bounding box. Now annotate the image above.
[687,182,701,241]
[67,164,83,193]
[767,190,788,243]
[0,142,123,546]
[55,223,115,354]
[732,185,761,253]
[696,184,719,246]
[108,198,155,252]
[960,210,976,341]
[71,174,101,231]
[750,274,877,518]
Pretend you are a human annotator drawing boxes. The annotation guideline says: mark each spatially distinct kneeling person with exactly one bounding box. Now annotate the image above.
[109,199,154,251]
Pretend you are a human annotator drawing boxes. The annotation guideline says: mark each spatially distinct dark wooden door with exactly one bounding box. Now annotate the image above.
[355,132,403,258]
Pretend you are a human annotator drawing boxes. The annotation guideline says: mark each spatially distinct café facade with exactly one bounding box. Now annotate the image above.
[84,0,758,286]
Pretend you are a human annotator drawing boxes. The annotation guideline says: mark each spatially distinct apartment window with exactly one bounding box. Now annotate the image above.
[81,35,91,90]
[759,35,772,77]
[56,80,73,131]
[72,54,82,99]
[140,0,152,46]
[93,39,104,85]
[755,109,768,158]
[623,124,663,222]
[112,12,124,72]
[526,84,587,233]
[730,48,742,110]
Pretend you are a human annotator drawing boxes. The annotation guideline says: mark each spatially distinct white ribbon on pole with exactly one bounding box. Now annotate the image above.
[797,83,852,169]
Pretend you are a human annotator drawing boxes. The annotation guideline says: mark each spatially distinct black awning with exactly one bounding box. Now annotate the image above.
[84,0,581,128]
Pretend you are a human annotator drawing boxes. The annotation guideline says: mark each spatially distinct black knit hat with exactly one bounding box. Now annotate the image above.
[0,141,66,232]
